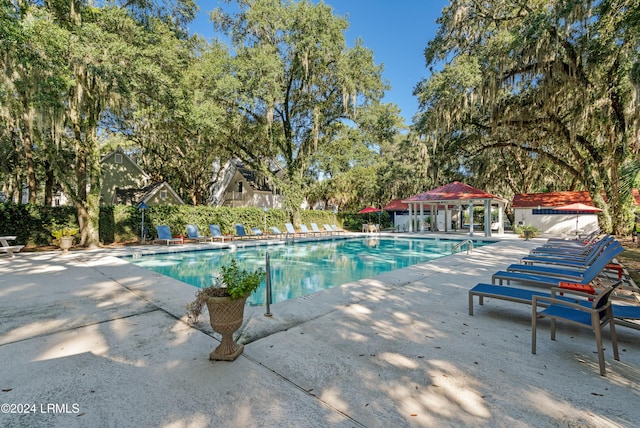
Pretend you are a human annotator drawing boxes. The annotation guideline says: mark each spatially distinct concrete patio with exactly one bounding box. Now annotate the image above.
[1,234,639,427]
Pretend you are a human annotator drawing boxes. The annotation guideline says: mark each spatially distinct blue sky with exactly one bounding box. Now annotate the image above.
[188,1,450,124]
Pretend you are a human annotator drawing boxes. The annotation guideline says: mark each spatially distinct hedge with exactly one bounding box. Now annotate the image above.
[1,202,386,247]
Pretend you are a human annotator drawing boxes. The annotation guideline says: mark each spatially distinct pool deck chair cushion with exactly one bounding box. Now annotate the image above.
[469,284,552,316]
[0,236,24,257]
[154,226,183,245]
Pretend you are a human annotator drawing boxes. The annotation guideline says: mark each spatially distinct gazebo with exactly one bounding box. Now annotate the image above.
[401,182,508,237]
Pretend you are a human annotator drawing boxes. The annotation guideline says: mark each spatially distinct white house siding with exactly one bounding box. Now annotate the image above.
[513,208,599,237]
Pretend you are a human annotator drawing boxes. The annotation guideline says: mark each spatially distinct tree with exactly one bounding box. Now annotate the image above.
[414,0,640,233]
[210,0,388,217]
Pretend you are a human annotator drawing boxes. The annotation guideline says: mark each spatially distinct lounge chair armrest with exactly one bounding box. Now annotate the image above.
[549,286,597,300]
[532,294,599,314]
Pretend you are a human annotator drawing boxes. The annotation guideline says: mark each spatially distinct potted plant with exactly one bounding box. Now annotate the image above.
[51,221,79,253]
[517,224,539,240]
[186,259,265,361]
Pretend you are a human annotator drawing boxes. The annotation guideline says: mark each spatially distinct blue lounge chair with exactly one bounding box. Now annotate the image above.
[323,224,335,235]
[521,237,616,267]
[154,225,183,245]
[506,242,623,280]
[234,224,257,240]
[492,243,623,287]
[311,223,326,235]
[300,224,317,236]
[331,225,345,235]
[208,224,229,242]
[532,282,621,376]
[269,226,288,237]
[530,235,610,255]
[469,282,640,332]
[285,223,303,236]
[186,224,213,243]
[251,227,270,238]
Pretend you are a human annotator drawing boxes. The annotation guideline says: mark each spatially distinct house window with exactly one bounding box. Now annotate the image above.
[115,153,123,164]
[533,208,579,215]
[160,190,167,200]
[237,182,243,193]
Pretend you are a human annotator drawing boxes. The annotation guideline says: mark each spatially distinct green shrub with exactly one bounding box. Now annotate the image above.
[0,202,352,247]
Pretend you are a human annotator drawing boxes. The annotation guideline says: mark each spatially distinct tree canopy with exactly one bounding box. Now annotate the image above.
[413,0,640,232]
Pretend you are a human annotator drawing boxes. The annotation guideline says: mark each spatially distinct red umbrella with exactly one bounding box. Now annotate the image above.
[553,203,602,212]
[553,203,602,234]
[357,206,381,214]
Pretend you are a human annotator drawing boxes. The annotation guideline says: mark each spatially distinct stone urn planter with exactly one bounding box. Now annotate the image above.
[186,259,265,362]
[51,223,79,253]
[206,295,249,361]
[58,236,74,253]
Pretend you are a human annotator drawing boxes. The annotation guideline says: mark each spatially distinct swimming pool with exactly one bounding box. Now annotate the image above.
[126,237,492,305]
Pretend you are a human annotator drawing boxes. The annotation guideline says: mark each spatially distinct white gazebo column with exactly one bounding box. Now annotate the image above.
[433,204,438,232]
[484,199,491,237]
[419,203,424,232]
[468,203,474,237]
[408,202,413,232]
[444,207,450,232]
[498,203,504,234]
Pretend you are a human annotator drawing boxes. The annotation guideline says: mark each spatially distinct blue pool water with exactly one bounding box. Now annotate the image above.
[125,237,491,306]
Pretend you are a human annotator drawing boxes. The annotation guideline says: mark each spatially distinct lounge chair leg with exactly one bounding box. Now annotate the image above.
[531,307,538,354]
[594,325,606,376]
[610,319,619,361]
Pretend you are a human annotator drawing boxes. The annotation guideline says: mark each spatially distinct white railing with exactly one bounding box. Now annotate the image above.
[452,239,474,255]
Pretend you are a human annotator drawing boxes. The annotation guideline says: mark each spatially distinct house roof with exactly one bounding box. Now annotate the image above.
[512,191,592,208]
[402,182,505,203]
[114,182,184,206]
[101,148,149,180]
[383,199,409,211]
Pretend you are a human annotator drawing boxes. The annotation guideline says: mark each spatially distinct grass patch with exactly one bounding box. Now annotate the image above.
[615,237,640,285]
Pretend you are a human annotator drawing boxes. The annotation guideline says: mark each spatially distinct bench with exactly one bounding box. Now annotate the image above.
[0,236,24,257]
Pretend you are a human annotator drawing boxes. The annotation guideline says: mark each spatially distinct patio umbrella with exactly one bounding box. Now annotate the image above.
[358,206,381,227]
[357,206,380,214]
[552,203,602,235]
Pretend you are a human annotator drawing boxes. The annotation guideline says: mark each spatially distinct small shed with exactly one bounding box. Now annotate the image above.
[512,191,598,236]
[402,182,507,237]
[383,199,409,231]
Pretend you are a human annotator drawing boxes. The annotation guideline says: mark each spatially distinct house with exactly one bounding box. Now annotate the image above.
[101,148,184,206]
[512,190,598,236]
[382,199,409,231]
[209,159,284,209]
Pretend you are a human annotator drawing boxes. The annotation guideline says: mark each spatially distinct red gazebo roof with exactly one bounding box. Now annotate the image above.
[383,199,409,211]
[403,182,503,203]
